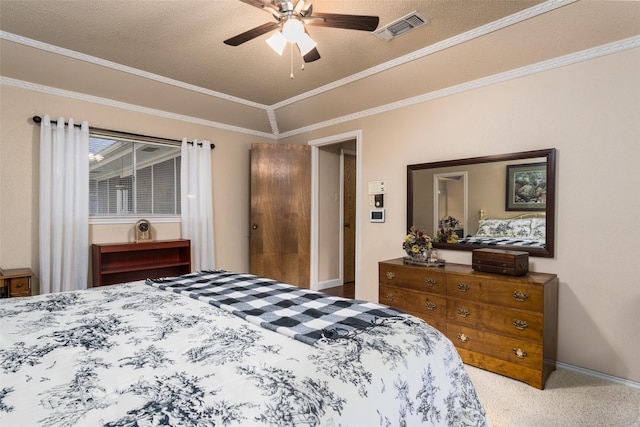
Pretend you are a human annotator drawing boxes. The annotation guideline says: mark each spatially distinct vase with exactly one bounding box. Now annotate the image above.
[409,251,428,263]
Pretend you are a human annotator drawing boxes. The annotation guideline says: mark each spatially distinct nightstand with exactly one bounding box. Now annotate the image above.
[0,268,33,298]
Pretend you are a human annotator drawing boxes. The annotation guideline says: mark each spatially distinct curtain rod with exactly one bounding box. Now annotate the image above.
[31,116,215,149]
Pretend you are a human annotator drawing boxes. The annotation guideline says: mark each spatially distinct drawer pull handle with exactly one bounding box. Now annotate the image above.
[457,283,470,292]
[513,348,528,359]
[425,300,436,310]
[513,319,528,330]
[513,291,528,302]
[385,271,396,280]
[384,293,395,302]
[16,283,23,288]
[457,308,470,318]
[424,278,436,286]
[457,333,469,343]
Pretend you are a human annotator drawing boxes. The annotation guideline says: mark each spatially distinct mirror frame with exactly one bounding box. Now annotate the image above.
[407,148,556,258]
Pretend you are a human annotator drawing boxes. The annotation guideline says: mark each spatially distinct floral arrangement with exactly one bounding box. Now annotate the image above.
[403,226,432,256]
[436,216,460,243]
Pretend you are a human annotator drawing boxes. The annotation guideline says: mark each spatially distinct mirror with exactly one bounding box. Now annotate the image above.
[408,148,556,257]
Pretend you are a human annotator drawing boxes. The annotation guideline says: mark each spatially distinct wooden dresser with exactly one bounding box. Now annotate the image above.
[379,258,558,389]
[0,268,33,298]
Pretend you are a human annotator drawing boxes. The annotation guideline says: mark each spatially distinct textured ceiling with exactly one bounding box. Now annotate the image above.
[1,0,639,137]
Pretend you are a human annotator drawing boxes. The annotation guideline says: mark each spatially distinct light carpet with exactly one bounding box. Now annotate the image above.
[465,365,640,427]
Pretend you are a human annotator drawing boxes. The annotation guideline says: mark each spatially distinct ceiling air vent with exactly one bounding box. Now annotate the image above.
[374,11,428,41]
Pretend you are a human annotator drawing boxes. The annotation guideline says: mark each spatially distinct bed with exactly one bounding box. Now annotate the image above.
[0,270,489,426]
[457,215,546,248]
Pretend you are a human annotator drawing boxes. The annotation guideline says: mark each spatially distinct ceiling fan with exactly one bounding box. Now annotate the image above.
[223,0,379,63]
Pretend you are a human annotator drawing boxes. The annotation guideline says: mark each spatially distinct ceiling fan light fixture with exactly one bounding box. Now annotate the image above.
[296,32,317,55]
[282,18,305,43]
[266,31,287,55]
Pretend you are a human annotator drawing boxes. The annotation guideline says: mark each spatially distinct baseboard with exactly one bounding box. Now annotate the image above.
[317,278,343,291]
[555,361,640,390]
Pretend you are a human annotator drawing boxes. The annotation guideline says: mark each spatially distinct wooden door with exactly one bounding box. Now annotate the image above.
[343,153,356,284]
[250,143,311,288]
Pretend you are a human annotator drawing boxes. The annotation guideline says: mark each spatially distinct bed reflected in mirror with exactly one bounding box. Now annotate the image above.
[407,148,556,257]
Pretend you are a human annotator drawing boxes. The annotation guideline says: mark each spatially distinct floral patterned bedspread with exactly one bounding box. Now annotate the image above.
[0,280,489,426]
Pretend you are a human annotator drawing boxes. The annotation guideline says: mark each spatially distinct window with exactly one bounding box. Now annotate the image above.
[89,133,181,217]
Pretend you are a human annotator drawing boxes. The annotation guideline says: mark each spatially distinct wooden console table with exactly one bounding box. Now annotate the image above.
[92,240,191,287]
[0,268,33,298]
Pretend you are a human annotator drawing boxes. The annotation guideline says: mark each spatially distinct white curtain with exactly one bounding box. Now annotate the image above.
[181,138,215,271]
[39,115,89,293]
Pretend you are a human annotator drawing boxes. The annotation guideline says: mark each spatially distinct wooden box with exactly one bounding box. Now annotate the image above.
[472,248,529,276]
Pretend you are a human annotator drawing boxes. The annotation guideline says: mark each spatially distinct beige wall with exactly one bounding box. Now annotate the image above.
[1,47,638,383]
[0,86,272,286]
[280,47,640,383]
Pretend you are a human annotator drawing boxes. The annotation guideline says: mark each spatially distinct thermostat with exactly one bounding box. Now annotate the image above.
[370,208,385,223]
[368,180,386,194]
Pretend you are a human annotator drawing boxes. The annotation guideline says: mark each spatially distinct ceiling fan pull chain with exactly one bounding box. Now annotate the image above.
[290,43,295,79]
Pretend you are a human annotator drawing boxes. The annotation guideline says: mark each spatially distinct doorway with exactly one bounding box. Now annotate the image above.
[309,131,361,298]
[433,171,468,238]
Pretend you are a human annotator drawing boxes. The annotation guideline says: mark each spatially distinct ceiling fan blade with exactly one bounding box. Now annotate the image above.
[224,22,281,46]
[303,47,321,63]
[305,12,379,31]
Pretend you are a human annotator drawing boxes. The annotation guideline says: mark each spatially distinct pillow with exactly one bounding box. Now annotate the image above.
[476,219,532,239]
[530,218,546,240]
[476,220,501,237]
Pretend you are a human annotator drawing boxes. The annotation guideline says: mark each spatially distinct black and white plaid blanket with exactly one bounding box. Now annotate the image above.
[457,237,546,247]
[146,270,408,346]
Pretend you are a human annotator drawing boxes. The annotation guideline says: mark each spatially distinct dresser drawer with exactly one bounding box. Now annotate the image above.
[446,298,543,340]
[8,277,31,297]
[380,284,447,319]
[379,263,446,295]
[446,273,544,311]
[445,324,543,371]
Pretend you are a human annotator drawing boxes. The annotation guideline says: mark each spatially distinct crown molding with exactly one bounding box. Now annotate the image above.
[0,30,269,111]
[2,34,637,140]
[266,107,280,135]
[0,0,573,115]
[270,0,576,110]
[277,35,640,139]
[0,77,276,140]
[0,0,583,139]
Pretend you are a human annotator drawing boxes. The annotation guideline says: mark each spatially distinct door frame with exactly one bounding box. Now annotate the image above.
[341,148,356,285]
[308,130,362,297]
